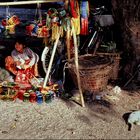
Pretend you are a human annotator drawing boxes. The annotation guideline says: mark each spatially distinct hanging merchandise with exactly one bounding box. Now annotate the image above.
[46,8,65,41]
[67,0,80,59]
[25,3,47,38]
[80,17,88,35]
[80,0,89,35]
[59,9,66,18]
[38,25,48,38]
[5,6,21,35]
[26,22,39,36]
[46,8,60,41]
[8,15,20,25]
[70,0,80,35]
[3,6,12,35]
[51,23,60,41]
[61,16,71,32]
[5,15,21,35]
[36,3,50,38]
[70,0,78,18]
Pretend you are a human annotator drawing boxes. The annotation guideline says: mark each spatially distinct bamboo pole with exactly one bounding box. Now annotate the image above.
[87,31,97,48]
[0,0,63,6]
[43,33,60,88]
[71,23,85,107]
[66,28,71,61]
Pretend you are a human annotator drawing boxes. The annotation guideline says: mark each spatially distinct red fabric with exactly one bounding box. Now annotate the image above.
[15,67,34,84]
[70,0,78,18]
[80,18,89,35]
[2,19,7,26]
[5,56,37,84]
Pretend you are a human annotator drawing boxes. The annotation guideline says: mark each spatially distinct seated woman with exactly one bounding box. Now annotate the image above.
[5,37,39,84]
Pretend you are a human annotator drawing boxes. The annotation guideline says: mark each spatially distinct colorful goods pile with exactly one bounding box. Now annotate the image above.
[0,80,63,103]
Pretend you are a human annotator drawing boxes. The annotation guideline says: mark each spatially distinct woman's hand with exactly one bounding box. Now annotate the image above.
[22,64,29,69]
[15,61,21,66]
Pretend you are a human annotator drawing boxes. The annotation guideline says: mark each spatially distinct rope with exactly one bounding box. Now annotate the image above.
[6,5,10,20]
[35,3,42,25]
[38,3,42,25]
[62,62,69,87]
[5,5,10,35]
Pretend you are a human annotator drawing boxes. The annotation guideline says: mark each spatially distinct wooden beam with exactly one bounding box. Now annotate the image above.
[0,0,63,6]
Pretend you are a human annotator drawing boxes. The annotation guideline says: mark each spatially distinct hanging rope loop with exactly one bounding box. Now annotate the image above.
[35,2,42,25]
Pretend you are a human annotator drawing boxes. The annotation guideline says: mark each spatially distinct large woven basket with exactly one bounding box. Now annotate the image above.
[96,52,121,80]
[68,54,112,92]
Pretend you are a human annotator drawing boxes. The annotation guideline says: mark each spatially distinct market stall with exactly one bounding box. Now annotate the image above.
[0,0,85,106]
[0,0,120,107]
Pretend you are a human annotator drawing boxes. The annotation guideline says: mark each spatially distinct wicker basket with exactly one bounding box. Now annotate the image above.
[0,87,17,100]
[96,52,121,80]
[68,54,112,92]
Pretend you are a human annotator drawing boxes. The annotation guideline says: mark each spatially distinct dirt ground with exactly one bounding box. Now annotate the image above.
[0,85,140,139]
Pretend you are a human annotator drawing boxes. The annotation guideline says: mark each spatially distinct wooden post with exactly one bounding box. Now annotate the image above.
[72,24,85,107]
[66,28,71,61]
[43,33,60,88]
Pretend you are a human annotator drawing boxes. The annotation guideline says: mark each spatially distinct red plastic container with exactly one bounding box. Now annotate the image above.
[29,92,37,103]
[17,90,25,101]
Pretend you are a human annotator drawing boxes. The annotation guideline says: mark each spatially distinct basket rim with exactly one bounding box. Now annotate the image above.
[68,54,113,70]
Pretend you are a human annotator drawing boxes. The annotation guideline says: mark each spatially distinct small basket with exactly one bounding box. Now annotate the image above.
[68,54,112,92]
[0,87,17,100]
[96,52,121,80]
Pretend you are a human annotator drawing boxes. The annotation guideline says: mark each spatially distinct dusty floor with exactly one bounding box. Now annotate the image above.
[0,86,140,139]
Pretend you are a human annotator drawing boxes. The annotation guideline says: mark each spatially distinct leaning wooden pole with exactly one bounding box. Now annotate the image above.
[43,33,60,88]
[66,28,71,61]
[72,24,85,107]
